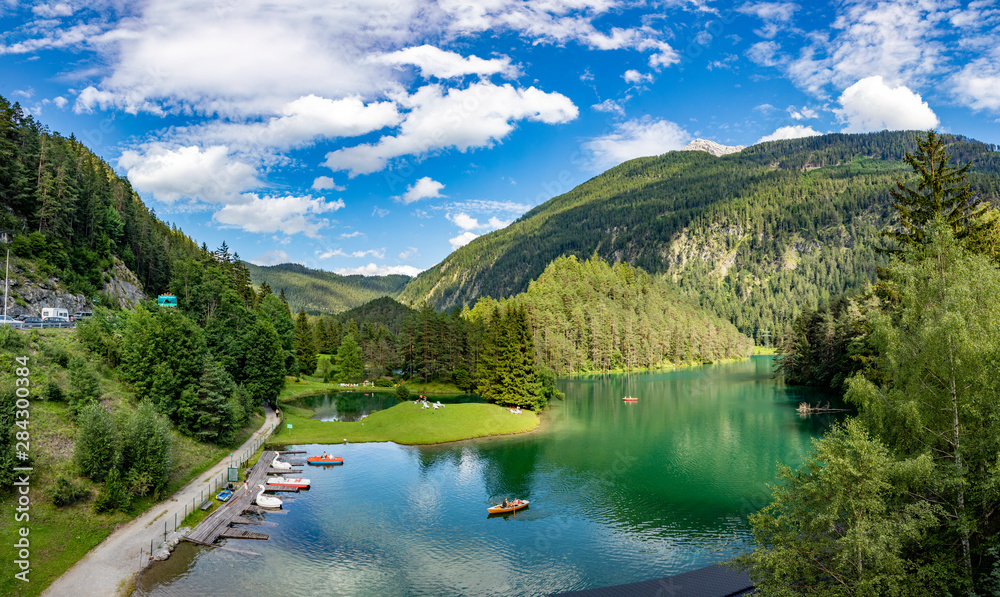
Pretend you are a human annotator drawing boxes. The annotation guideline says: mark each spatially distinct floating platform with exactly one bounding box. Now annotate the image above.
[186,450,283,545]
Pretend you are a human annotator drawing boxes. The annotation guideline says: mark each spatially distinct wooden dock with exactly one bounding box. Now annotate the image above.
[186,450,280,545]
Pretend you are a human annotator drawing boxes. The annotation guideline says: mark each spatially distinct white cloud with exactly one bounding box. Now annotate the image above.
[377,45,515,79]
[193,95,401,149]
[757,124,823,144]
[316,248,347,259]
[53,96,68,109]
[324,82,578,176]
[396,176,445,204]
[371,206,389,217]
[333,263,423,277]
[250,249,294,266]
[582,117,691,170]
[31,3,74,18]
[449,231,479,249]
[592,98,626,115]
[738,2,799,38]
[399,246,420,260]
[118,144,259,204]
[487,216,511,230]
[311,176,345,191]
[339,231,366,239]
[447,212,482,231]
[834,76,939,133]
[787,105,818,120]
[212,193,345,237]
[351,248,386,259]
[623,69,653,84]
[952,52,1000,111]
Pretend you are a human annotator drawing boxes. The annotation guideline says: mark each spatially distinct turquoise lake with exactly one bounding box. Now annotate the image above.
[135,356,840,596]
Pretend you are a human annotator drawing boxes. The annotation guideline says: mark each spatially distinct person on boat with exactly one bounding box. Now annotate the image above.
[501,499,509,508]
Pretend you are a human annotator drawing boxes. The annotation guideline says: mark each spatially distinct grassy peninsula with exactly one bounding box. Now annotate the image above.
[268,401,539,445]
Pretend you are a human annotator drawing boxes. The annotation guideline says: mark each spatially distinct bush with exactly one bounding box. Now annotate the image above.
[118,401,172,496]
[395,384,409,400]
[374,378,393,387]
[51,475,90,507]
[93,467,130,513]
[43,381,65,402]
[0,326,27,353]
[68,356,101,415]
[74,403,118,482]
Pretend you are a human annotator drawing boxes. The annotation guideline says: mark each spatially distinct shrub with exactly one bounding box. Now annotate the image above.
[51,475,90,507]
[74,403,118,482]
[93,467,130,513]
[395,384,409,400]
[43,381,65,402]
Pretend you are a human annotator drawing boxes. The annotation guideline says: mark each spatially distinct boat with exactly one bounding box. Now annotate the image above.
[307,454,344,465]
[623,396,638,402]
[487,499,529,514]
[255,486,282,509]
[266,476,311,489]
[215,489,233,502]
[271,455,292,470]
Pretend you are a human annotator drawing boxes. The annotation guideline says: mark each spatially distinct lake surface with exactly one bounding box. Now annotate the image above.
[135,357,840,596]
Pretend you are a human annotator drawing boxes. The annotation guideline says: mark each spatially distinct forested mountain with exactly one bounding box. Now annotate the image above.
[245,262,410,314]
[400,131,1000,340]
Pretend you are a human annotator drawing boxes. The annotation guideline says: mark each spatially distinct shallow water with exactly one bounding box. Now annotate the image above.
[135,357,840,596]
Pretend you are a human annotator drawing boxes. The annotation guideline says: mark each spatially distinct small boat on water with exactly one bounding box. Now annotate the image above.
[307,454,344,465]
[271,455,293,470]
[266,476,311,489]
[623,396,638,402]
[215,489,233,502]
[255,486,282,509]
[487,499,529,514]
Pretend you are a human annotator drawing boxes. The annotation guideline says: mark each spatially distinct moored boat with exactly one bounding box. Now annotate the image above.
[271,455,292,469]
[266,476,311,489]
[307,454,344,465]
[622,396,638,402]
[215,489,232,502]
[487,499,529,514]
[255,486,282,508]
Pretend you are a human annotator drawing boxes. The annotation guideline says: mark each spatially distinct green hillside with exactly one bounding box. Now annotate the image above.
[399,131,1000,339]
[245,262,410,314]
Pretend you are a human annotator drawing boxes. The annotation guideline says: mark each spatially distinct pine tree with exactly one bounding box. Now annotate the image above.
[887,131,984,249]
[293,309,318,375]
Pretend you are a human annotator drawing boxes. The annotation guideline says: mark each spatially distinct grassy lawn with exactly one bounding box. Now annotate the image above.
[278,374,466,402]
[267,402,539,445]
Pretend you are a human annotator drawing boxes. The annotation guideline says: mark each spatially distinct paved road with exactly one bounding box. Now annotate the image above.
[42,406,280,597]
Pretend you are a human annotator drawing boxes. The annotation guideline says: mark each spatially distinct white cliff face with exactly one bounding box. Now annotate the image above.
[681,139,745,157]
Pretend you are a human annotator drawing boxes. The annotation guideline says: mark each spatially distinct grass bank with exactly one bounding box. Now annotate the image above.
[278,374,466,401]
[267,401,539,445]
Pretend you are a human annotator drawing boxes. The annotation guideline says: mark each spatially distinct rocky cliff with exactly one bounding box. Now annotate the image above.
[2,256,145,317]
[681,138,745,156]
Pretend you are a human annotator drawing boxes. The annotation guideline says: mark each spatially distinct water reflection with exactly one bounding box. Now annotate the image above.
[136,357,842,596]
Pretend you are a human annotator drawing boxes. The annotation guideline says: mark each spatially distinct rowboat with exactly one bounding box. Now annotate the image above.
[307,455,344,465]
[266,476,311,489]
[622,396,638,402]
[255,486,282,509]
[215,489,232,502]
[271,456,292,469]
[487,499,529,514]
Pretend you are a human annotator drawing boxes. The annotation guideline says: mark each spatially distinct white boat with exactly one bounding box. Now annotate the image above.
[266,476,311,489]
[255,486,282,508]
[271,455,292,470]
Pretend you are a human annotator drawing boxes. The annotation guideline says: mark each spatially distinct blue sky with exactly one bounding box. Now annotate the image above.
[3,1,999,276]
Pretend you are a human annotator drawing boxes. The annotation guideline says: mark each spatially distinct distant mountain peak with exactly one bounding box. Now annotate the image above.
[681,139,745,157]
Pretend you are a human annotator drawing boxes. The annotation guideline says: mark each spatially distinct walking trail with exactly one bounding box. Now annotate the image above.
[42,407,280,597]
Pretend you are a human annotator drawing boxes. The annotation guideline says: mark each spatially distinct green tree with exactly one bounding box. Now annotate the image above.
[74,403,118,482]
[887,130,985,250]
[118,400,172,497]
[293,308,318,375]
[335,333,364,383]
[736,419,941,597]
[846,219,1000,587]
[67,356,101,415]
[241,317,286,406]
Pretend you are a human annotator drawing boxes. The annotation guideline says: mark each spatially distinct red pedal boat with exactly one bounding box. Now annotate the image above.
[622,396,638,402]
[307,454,344,465]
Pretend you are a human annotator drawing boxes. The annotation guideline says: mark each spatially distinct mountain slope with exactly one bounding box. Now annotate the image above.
[245,262,410,314]
[400,131,1000,339]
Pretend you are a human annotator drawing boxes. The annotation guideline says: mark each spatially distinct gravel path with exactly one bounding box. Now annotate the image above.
[42,407,280,597]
